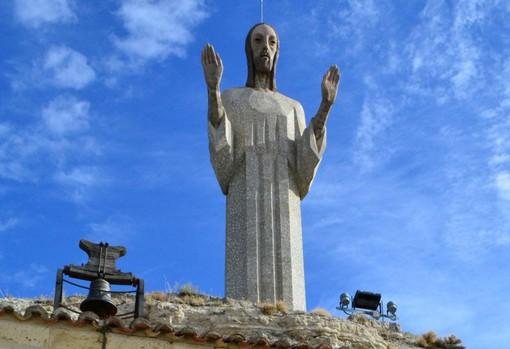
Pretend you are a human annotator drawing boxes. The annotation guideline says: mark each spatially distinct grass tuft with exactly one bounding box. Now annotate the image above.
[416,331,465,349]
[147,291,169,302]
[310,308,332,317]
[177,283,200,296]
[275,300,288,314]
[259,301,289,315]
[259,303,277,315]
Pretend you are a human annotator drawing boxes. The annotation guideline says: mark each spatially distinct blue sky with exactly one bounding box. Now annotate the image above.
[0,0,509,348]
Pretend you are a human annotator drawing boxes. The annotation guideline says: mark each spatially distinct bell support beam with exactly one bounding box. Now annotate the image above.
[52,240,145,319]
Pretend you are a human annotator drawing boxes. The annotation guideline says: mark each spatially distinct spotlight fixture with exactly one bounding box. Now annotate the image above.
[53,240,145,319]
[337,290,397,321]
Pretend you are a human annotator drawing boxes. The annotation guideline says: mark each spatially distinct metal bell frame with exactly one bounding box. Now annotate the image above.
[53,240,144,319]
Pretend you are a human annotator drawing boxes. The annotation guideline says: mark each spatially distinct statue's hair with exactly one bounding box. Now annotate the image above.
[245,23,279,91]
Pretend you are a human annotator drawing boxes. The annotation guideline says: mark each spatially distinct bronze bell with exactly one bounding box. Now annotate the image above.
[80,278,117,318]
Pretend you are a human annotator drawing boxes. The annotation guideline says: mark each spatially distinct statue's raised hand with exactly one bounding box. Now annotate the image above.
[321,65,340,106]
[312,65,340,138]
[201,44,223,91]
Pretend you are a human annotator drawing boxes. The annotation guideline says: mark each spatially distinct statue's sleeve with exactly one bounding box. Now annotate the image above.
[208,100,234,195]
[295,103,327,199]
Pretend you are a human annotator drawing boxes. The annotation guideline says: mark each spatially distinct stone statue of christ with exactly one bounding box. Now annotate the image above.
[201,23,340,310]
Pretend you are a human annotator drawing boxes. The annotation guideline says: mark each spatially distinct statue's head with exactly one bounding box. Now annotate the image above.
[245,23,279,91]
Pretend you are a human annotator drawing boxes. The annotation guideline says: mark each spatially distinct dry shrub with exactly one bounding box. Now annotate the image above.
[417,331,438,348]
[181,294,206,306]
[441,335,464,348]
[259,303,277,315]
[310,308,332,317]
[174,283,207,306]
[147,291,168,302]
[276,300,288,314]
[259,301,289,315]
[416,331,465,349]
[177,283,200,296]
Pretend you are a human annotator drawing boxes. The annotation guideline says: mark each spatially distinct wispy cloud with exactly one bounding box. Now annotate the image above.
[403,0,504,102]
[495,172,510,201]
[43,46,96,89]
[14,0,76,29]
[85,216,136,245]
[0,122,47,182]
[353,96,395,171]
[111,0,208,65]
[1,264,49,289]
[0,94,99,190]
[42,95,90,135]
[328,0,383,54]
[0,217,19,232]
[54,166,103,203]
[300,4,510,347]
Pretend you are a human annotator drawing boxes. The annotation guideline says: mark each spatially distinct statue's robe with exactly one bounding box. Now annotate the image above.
[208,88,326,311]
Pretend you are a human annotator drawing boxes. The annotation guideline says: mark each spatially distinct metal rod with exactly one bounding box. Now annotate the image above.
[63,278,91,290]
[109,289,137,294]
[62,278,138,293]
[134,279,145,318]
[98,244,103,275]
[260,0,264,23]
[53,269,64,310]
[103,245,108,275]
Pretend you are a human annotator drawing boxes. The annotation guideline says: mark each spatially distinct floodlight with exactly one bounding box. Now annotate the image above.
[340,292,350,309]
[337,289,397,321]
[352,290,381,311]
[387,301,397,316]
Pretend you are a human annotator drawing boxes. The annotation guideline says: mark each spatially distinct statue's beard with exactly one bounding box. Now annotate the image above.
[254,56,272,74]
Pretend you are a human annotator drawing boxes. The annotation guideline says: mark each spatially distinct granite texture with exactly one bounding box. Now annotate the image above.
[209,88,326,311]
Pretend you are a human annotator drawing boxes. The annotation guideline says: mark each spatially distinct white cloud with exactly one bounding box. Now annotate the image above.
[0,218,19,232]
[0,97,99,185]
[353,96,394,171]
[112,0,208,63]
[0,123,48,182]
[14,0,76,28]
[86,216,135,245]
[402,0,506,101]
[55,167,98,187]
[0,123,13,138]
[44,46,96,89]
[54,166,102,202]
[42,95,90,135]
[496,172,510,201]
[7,264,49,289]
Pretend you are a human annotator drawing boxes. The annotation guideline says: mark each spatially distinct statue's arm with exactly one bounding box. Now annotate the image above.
[201,44,225,128]
[202,44,233,195]
[311,65,340,140]
[295,103,327,199]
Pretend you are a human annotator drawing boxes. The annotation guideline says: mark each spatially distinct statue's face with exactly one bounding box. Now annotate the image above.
[250,24,278,74]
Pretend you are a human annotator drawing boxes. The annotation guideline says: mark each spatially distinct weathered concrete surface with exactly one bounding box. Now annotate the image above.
[209,88,325,311]
[0,294,425,349]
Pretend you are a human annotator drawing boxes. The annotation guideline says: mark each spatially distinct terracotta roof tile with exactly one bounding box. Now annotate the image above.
[175,326,199,338]
[248,335,270,346]
[153,322,174,334]
[224,333,247,344]
[203,330,222,341]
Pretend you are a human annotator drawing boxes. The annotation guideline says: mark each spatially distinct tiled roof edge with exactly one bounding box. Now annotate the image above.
[0,303,332,349]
